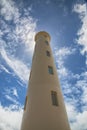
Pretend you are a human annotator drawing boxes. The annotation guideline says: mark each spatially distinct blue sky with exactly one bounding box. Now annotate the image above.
[0,0,87,130]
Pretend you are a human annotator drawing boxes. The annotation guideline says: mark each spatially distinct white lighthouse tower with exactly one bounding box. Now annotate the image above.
[20,31,71,130]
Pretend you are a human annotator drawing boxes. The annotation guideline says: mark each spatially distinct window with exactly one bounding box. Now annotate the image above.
[45,40,49,45]
[29,70,32,80]
[24,96,27,110]
[46,50,51,57]
[44,35,47,38]
[48,66,54,74]
[51,91,58,106]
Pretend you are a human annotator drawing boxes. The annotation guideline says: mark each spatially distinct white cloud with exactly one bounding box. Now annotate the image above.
[0,0,20,21]
[17,80,24,87]
[1,48,30,83]
[71,111,87,130]
[46,0,50,5]
[0,104,23,130]
[73,3,86,14]
[5,95,18,104]
[14,16,36,53]
[66,103,87,130]
[0,64,11,74]
[0,30,4,37]
[66,103,77,122]
[73,3,87,54]
[54,46,87,130]
[54,47,76,77]
[55,47,76,66]
[0,0,36,54]
[76,71,87,104]
[13,88,18,97]
[86,54,87,65]
[64,71,87,130]
[63,71,87,109]
[0,0,37,83]
[55,46,75,57]
[3,88,18,98]
[0,1,87,130]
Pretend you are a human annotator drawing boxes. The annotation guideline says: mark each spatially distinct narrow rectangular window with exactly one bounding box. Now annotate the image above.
[48,66,54,74]
[45,40,49,45]
[44,35,47,38]
[29,70,32,80]
[51,91,58,106]
[24,96,27,110]
[46,50,51,57]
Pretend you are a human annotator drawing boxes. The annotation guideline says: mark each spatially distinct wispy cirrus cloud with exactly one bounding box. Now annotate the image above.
[0,0,37,83]
[1,48,30,83]
[0,64,11,74]
[0,1,33,127]
[4,87,18,98]
[0,1,87,130]
[13,88,18,97]
[0,0,36,54]
[5,95,18,104]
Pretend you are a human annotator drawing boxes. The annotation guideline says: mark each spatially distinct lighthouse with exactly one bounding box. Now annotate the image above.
[20,31,71,130]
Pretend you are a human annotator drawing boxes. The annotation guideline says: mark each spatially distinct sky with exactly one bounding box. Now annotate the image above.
[0,0,87,130]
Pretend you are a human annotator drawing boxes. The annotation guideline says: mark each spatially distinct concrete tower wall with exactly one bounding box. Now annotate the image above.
[20,31,71,130]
